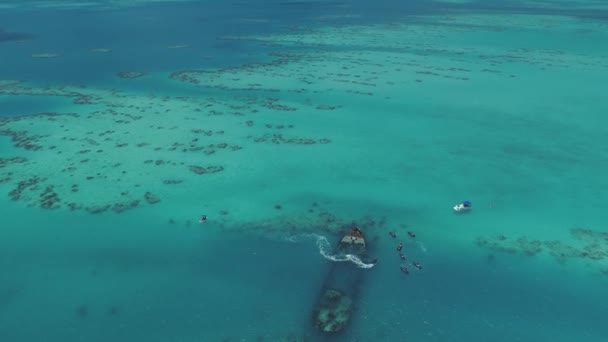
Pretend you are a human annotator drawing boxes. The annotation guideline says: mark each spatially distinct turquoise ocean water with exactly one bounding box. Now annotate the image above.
[1,1,608,341]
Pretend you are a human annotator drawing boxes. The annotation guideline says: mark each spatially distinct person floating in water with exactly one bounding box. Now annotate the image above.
[408,231,416,238]
[397,243,403,252]
[389,232,397,238]
[400,253,406,261]
[413,261,422,270]
[400,266,409,274]
[199,215,208,223]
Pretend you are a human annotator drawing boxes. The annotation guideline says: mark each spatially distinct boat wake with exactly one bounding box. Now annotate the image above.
[286,233,375,269]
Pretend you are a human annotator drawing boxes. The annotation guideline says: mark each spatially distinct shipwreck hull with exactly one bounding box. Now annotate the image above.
[311,228,370,336]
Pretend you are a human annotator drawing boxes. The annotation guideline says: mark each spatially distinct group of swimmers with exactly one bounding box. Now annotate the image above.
[389,231,423,275]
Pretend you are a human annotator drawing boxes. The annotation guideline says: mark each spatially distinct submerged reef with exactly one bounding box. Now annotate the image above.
[189,165,224,175]
[117,71,146,79]
[224,202,387,238]
[4,15,602,216]
[248,133,330,145]
[476,228,608,268]
[0,80,333,214]
[0,157,27,168]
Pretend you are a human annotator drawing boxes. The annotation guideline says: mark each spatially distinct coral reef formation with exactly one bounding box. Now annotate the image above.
[476,227,608,267]
[0,78,334,214]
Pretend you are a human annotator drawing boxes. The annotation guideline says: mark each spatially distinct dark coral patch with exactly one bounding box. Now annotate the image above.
[0,157,27,169]
[9,177,41,201]
[189,165,224,174]
[39,185,61,209]
[144,192,160,204]
[476,228,608,265]
[86,205,111,214]
[112,200,140,213]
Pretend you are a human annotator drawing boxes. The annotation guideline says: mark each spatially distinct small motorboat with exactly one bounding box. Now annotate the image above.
[453,200,472,212]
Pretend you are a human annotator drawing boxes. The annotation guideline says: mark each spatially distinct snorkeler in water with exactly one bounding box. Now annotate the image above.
[408,231,416,238]
[400,253,406,261]
[389,232,397,238]
[413,261,422,270]
[400,266,409,274]
[199,215,208,223]
[397,243,403,252]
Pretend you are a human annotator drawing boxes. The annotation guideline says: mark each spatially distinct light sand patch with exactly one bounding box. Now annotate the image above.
[167,44,190,49]
[31,53,60,58]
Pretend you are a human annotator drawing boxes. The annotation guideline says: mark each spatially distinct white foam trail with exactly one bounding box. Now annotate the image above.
[416,241,427,253]
[287,233,375,269]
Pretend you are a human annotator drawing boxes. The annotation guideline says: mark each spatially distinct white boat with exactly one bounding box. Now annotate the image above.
[453,201,472,212]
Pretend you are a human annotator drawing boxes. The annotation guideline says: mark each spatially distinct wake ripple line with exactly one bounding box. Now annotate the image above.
[287,233,375,269]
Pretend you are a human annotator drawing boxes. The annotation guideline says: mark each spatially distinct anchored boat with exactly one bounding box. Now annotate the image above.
[312,226,373,335]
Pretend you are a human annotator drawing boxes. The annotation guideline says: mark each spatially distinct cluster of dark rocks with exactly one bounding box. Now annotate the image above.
[9,177,41,201]
[144,192,160,204]
[189,165,225,174]
[250,133,331,145]
[0,171,13,184]
[40,185,61,209]
[0,129,44,151]
[112,200,140,213]
[0,157,27,168]
[264,124,294,130]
